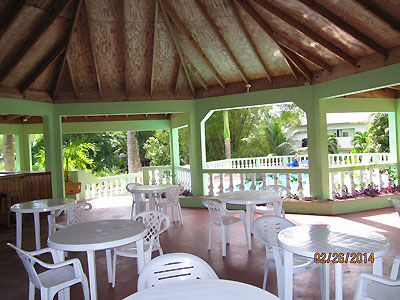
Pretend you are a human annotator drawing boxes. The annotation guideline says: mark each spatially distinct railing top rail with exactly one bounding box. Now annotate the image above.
[329,162,397,173]
[143,166,172,170]
[98,173,141,181]
[203,167,309,174]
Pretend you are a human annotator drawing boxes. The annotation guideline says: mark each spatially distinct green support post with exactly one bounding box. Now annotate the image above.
[15,128,31,171]
[395,101,400,183]
[170,128,180,184]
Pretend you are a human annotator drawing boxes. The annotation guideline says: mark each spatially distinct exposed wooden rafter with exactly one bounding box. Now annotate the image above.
[297,0,387,57]
[234,0,298,79]
[354,0,400,33]
[0,0,71,83]
[66,55,79,98]
[5,115,23,121]
[160,1,195,96]
[175,63,182,94]
[84,0,103,98]
[0,0,27,40]
[194,0,249,84]
[389,85,400,91]
[122,0,129,97]
[185,60,209,92]
[252,0,357,66]
[231,0,272,83]
[280,45,312,81]
[19,39,68,92]
[53,0,83,100]
[160,0,226,89]
[150,0,159,96]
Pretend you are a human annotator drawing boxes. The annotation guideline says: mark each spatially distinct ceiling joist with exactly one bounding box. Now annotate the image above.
[160,0,226,89]
[297,0,387,57]
[66,55,79,98]
[194,0,249,84]
[252,0,357,66]
[280,45,312,81]
[0,0,27,40]
[122,0,129,97]
[150,0,159,97]
[0,0,71,83]
[185,59,209,91]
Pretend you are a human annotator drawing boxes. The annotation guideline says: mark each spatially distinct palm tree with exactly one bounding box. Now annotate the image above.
[327,134,338,154]
[223,110,231,159]
[352,130,369,153]
[127,130,141,173]
[63,139,96,181]
[2,134,16,171]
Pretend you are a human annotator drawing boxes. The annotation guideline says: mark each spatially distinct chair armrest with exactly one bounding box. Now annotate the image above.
[390,255,400,280]
[358,273,400,286]
[226,209,245,220]
[28,247,56,257]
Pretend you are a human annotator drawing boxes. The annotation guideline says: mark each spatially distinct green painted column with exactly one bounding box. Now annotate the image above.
[170,128,180,184]
[388,112,397,159]
[305,98,330,200]
[15,127,31,171]
[43,114,64,198]
[395,101,400,183]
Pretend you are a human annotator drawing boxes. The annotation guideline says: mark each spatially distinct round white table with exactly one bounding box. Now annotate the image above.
[123,279,279,300]
[127,184,178,214]
[278,224,391,300]
[10,198,76,250]
[218,190,281,250]
[48,219,147,300]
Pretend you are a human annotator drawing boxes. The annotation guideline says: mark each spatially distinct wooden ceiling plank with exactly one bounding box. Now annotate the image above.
[231,0,272,83]
[354,0,400,33]
[252,0,357,66]
[160,0,226,89]
[122,0,129,97]
[160,1,195,96]
[53,0,83,99]
[280,45,312,80]
[84,0,103,98]
[0,0,27,40]
[19,40,68,92]
[234,0,297,79]
[0,0,71,82]
[150,0,159,96]
[194,0,249,84]
[298,0,387,57]
[66,55,79,98]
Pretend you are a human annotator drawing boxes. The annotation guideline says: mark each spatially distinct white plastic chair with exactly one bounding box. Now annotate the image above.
[202,199,247,257]
[353,255,400,299]
[255,184,290,217]
[155,186,184,224]
[137,252,218,291]
[252,215,324,299]
[47,202,92,236]
[7,243,89,300]
[389,197,400,218]
[126,183,149,218]
[112,211,170,287]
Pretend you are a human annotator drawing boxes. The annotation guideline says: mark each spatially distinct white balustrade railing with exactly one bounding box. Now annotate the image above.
[175,165,192,192]
[204,168,310,198]
[143,166,173,185]
[328,153,391,166]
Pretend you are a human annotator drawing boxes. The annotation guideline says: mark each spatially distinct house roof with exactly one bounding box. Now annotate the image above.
[0,0,399,112]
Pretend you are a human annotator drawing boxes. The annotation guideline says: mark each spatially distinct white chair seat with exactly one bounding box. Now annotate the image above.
[367,281,400,299]
[155,187,184,224]
[39,266,78,288]
[221,215,242,226]
[114,242,152,257]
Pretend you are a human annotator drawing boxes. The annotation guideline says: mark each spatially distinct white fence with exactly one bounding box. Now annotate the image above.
[175,166,192,192]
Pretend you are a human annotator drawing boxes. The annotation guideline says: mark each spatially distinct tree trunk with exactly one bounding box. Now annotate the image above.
[223,110,231,159]
[3,134,16,171]
[127,131,141,173]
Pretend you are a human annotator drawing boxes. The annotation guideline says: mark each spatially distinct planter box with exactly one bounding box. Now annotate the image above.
[65,182,81,195]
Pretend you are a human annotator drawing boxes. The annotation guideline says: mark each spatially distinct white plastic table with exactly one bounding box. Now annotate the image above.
[10,198,76,250]
[127,184,178,214]
[123,279,279,300]
[218,190,281,251]
[278,224,391,300]
[48,219,147,300]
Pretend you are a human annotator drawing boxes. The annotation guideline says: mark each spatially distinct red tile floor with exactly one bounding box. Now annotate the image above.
[1,196,399,300]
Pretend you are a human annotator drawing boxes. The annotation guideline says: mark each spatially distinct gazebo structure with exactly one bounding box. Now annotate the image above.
[0,0,400,204]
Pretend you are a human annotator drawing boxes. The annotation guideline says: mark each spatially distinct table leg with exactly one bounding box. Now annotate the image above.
[283,250,293,300]
[33,212,41,250]
[372,257,383,276]
[334,263,343,300]
[87,250,97,300]
[323,263,330,300]
[16,213,22,248]
[245,204,252,251]
[136,238,145,274]
[149,193,156,211]
[106,249,112,283]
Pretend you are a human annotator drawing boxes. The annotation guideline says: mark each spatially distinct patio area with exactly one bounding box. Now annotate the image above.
[1,195,399,300]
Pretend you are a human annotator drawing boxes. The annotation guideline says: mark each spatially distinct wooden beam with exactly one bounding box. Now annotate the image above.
[53,0,83,99]
[150,0,159,96]
[0,0,71,82]
[160,1,195,96]
[297,0,387,57]
[389,85,400,91]
[66,55,79,98]
[194,0,249,84]
[354,0,400,33]
[160,0,226,89]
[234,0,297,79]
[0,0,27,40]
[175,62,182,94]
[231,0,272,83]
[252,0,357,66]
[5,115,23,121]
[84,0,103,98]
[185,59,209,91]
[280,45,312,80]
[19,39,68,92]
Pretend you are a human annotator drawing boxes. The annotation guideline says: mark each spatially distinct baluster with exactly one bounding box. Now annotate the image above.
[250,173,256,190]
[158,170,163,184]
[239,174,245,191]
[209,173,214,196]
[349,171,356,195]
[229,173,234,192]
[91,183,96,198]
[359,170,364,191]
[340,172,345,196]
[298,173,304,200]
[286,173,291,191]
[369,169,373,185]
[330,172,336,198]
[262,174,267,189]
[274,174,278,185]
[219,173,224,194]
[379,170,384,189]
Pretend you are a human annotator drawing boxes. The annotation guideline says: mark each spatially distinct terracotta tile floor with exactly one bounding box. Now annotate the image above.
[1,196,399,300]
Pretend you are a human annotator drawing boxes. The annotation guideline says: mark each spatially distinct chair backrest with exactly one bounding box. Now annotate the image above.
[389,197,400,217]
[164,186,184,205]
[126,183,144,203]
[65,202,92,227]
[7,243,42,289]
[134,211,170,248]
[260,185,291,212]
[202,200,226,226]
[137,252,218,291]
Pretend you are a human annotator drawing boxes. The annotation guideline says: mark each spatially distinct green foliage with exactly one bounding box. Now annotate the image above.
[143,130,171,166]
[327,134,338,154]
[178,127,189,165]
[351,131,369,153]
[367,113,389,153]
